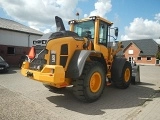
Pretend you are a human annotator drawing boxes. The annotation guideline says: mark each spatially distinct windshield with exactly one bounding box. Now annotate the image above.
[73,20,95,39]
[0,56,4,62]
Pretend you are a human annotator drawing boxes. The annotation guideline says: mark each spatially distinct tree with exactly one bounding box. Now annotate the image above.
[156,52,160,60]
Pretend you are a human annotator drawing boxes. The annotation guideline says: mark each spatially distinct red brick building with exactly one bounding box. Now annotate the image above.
[117,39,160,65]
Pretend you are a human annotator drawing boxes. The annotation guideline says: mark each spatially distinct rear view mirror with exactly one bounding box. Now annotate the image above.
[115,27,118,37]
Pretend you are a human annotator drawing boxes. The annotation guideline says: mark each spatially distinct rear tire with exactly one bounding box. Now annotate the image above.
[111,61,132,89]
[72,61,106,102]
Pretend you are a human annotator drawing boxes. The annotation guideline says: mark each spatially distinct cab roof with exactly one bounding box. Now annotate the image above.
[69,16,113,26]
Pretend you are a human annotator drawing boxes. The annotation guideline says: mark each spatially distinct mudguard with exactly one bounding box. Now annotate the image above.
[66,50,102,78]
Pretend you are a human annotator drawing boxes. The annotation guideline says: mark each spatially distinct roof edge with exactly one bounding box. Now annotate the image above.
[0,27,43,36]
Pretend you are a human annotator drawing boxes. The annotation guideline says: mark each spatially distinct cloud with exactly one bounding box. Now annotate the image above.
[84,14,88,18]
[155,13,160,21]
[154,39,160,44]
[43,29,52,33]
[0,0,79,33]
[89,0,112,17]
[121,14,160,40]
[0,0,113,33]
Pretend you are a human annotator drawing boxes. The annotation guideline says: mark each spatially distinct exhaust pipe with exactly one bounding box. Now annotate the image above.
[55,16,66,32]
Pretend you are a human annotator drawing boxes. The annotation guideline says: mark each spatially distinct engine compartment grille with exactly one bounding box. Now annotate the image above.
[29,46,47,70]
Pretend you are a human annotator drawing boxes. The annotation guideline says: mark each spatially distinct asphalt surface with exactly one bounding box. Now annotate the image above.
[0,66,160,120]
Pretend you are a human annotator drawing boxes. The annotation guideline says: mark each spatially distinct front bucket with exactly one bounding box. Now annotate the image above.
[131,65,140,84]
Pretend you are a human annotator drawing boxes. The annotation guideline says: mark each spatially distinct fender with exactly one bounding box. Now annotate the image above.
[66,50,103,78]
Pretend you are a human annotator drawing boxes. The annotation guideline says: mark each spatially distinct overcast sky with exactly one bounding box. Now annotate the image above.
[0,0,160,41]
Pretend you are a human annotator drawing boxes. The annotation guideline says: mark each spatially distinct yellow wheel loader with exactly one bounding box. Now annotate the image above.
[21,16,133,102]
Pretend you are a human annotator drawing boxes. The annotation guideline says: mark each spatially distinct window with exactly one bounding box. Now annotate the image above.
[98,21,109,46]
[7,47,15,54]
[128,50,133,54]
[147,56,151,61]
[137,57,142,60]
[73,20,95,39]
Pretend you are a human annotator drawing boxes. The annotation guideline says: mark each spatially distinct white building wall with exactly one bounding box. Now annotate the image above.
[28,34,42,47]
[0,29,42,47]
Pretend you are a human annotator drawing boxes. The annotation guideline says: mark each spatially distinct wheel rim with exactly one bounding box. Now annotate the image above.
[90,72,102,93]
[124,68,130,82]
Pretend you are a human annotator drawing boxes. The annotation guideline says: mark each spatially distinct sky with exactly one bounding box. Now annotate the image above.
[0,0,160,41]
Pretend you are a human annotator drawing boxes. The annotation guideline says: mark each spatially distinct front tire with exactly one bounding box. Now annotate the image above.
[111,61,132,89]
[72,61,106,102]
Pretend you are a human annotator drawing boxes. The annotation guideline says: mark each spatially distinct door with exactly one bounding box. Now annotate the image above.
[96,20,109,59]
[128,57,134,63]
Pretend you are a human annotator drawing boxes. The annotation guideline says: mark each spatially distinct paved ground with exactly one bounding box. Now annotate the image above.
[0,66,160,120]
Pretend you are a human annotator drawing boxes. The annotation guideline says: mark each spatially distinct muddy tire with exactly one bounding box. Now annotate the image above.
[72,61,106,102]
[111,61,132,89]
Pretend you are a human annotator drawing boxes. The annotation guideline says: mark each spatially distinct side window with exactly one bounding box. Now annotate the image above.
[99,21,108,46]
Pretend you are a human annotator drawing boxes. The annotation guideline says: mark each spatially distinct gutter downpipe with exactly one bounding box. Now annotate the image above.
[28,34,31,47]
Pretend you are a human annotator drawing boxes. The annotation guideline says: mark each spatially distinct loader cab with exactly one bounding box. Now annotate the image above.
[69,16,118,49]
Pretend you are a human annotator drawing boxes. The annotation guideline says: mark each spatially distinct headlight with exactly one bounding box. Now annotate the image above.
[89,16,96,20]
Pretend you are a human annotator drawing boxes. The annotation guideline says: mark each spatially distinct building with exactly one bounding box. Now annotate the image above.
[117,39,160,65]
[0,18,43,66]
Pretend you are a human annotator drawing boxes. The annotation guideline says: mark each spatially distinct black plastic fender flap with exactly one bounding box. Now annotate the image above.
[66,50,102,78]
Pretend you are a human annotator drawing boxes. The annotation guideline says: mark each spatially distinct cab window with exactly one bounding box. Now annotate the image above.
[98,21,109,46]
[73,20,95,39]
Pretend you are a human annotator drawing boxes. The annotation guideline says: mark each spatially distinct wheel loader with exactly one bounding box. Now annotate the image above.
[21,16,133,102]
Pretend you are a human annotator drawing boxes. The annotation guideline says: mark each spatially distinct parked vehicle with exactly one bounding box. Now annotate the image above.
[0,56,9,73]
